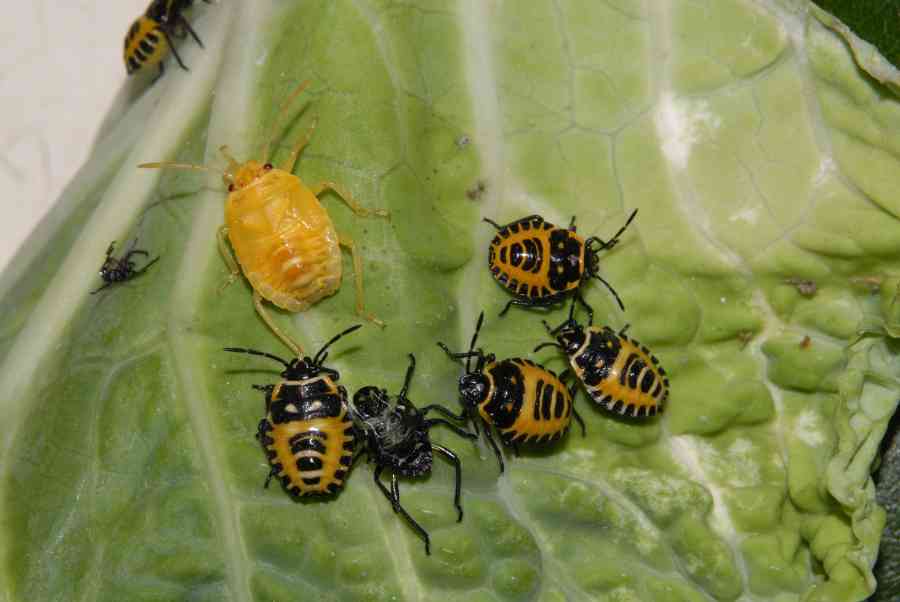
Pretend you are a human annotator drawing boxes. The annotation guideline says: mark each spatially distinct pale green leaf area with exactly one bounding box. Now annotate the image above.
[0,1,898,601]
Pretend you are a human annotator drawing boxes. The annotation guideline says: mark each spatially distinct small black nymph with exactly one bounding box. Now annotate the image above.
[350,354,476,555]
[92,240,159,294]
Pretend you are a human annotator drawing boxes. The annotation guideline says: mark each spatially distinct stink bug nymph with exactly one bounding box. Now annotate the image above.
[140,80,389,357]
[484,209,638,322]
[224,325,362,497]
[536,301,669,418]
[350,354,476,555]
[124,0,211,77]
[438,312,585,473]
[92,239,159,294]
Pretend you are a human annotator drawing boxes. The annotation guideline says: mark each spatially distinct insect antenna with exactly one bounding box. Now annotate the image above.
[312,324,363,366]
[585,208,639,252]
[467,312,485,373]
[138,161,233,185]
[217,145,243,176]
[223,347,291,368]
[546,298,579,335]
[261,79,312,164]
[597,277,624,311]
[606,208,638,246]
[138,161,222,175]
[399,354,416,400]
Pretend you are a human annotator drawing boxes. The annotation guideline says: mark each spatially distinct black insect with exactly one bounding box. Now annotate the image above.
[92,240,159,294]
[224,325,361,498]
[350,354,476,555]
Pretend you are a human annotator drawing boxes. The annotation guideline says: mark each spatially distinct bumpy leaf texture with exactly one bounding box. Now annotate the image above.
[1,1,899,601]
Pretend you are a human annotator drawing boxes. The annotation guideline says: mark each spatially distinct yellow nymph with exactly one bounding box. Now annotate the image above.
[140,81,388,355]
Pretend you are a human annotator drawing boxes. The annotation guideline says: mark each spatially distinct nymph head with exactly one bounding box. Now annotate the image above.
[352,386,391,422]
[553,321,587,355]
[220,147,274,192]
[458,372,489,410]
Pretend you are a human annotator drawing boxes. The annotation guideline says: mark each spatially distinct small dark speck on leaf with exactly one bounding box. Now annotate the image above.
[737,330,754,349]
[800,335,812,349]
[785,277,817,297]
[456,135,470,148]
[466,180,487,201]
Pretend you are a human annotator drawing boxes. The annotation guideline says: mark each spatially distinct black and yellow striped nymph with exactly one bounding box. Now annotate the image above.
[484,209,637,320]
[124,0,209,76]
[225,325,362,498]
[439,312,584,474]
[538,303,669,419]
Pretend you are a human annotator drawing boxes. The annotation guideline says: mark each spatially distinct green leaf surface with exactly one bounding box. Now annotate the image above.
[1,1,899,601]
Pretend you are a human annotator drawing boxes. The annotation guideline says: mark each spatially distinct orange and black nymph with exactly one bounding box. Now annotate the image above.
[438,312,584,473]
[484,210,637,321]
[224,325,362,497]
[536,303,668,419]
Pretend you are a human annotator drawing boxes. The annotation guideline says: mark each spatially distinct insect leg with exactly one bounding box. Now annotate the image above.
[481,420,505,474]
[105,241,116,258]
[432,444,464,522]
[179,16,204,48]
[255,419,268,441]
[160,28,189,71]
[279,113,318,172]
[533,341,563,353]
[421,404,468,423]
[391,472,432,555]
[391,472,401,504]
[263,467,278,489]
[435,344,483,362]
[574,291,595,326]
[619,323,631,337]
[132,255,160,277]
[499,297,548,317]
[470,417,480,436]
[216,226,241,291]
[425,418,477,440]
[399,354,416,399]
[573,407,587,437]
[311,181,389,219]
[338,233,384,327]
[373,465,398,512]
[123,250,149,262]
[253,290,304,357]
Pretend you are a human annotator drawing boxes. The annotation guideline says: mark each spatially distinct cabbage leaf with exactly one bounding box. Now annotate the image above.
[1,1,899,601]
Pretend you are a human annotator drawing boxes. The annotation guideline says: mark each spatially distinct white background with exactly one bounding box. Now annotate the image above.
[0,1,150,273]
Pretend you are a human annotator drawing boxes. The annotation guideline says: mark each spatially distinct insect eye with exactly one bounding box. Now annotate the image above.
[263,163,273,170]
[228,183,235,192]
